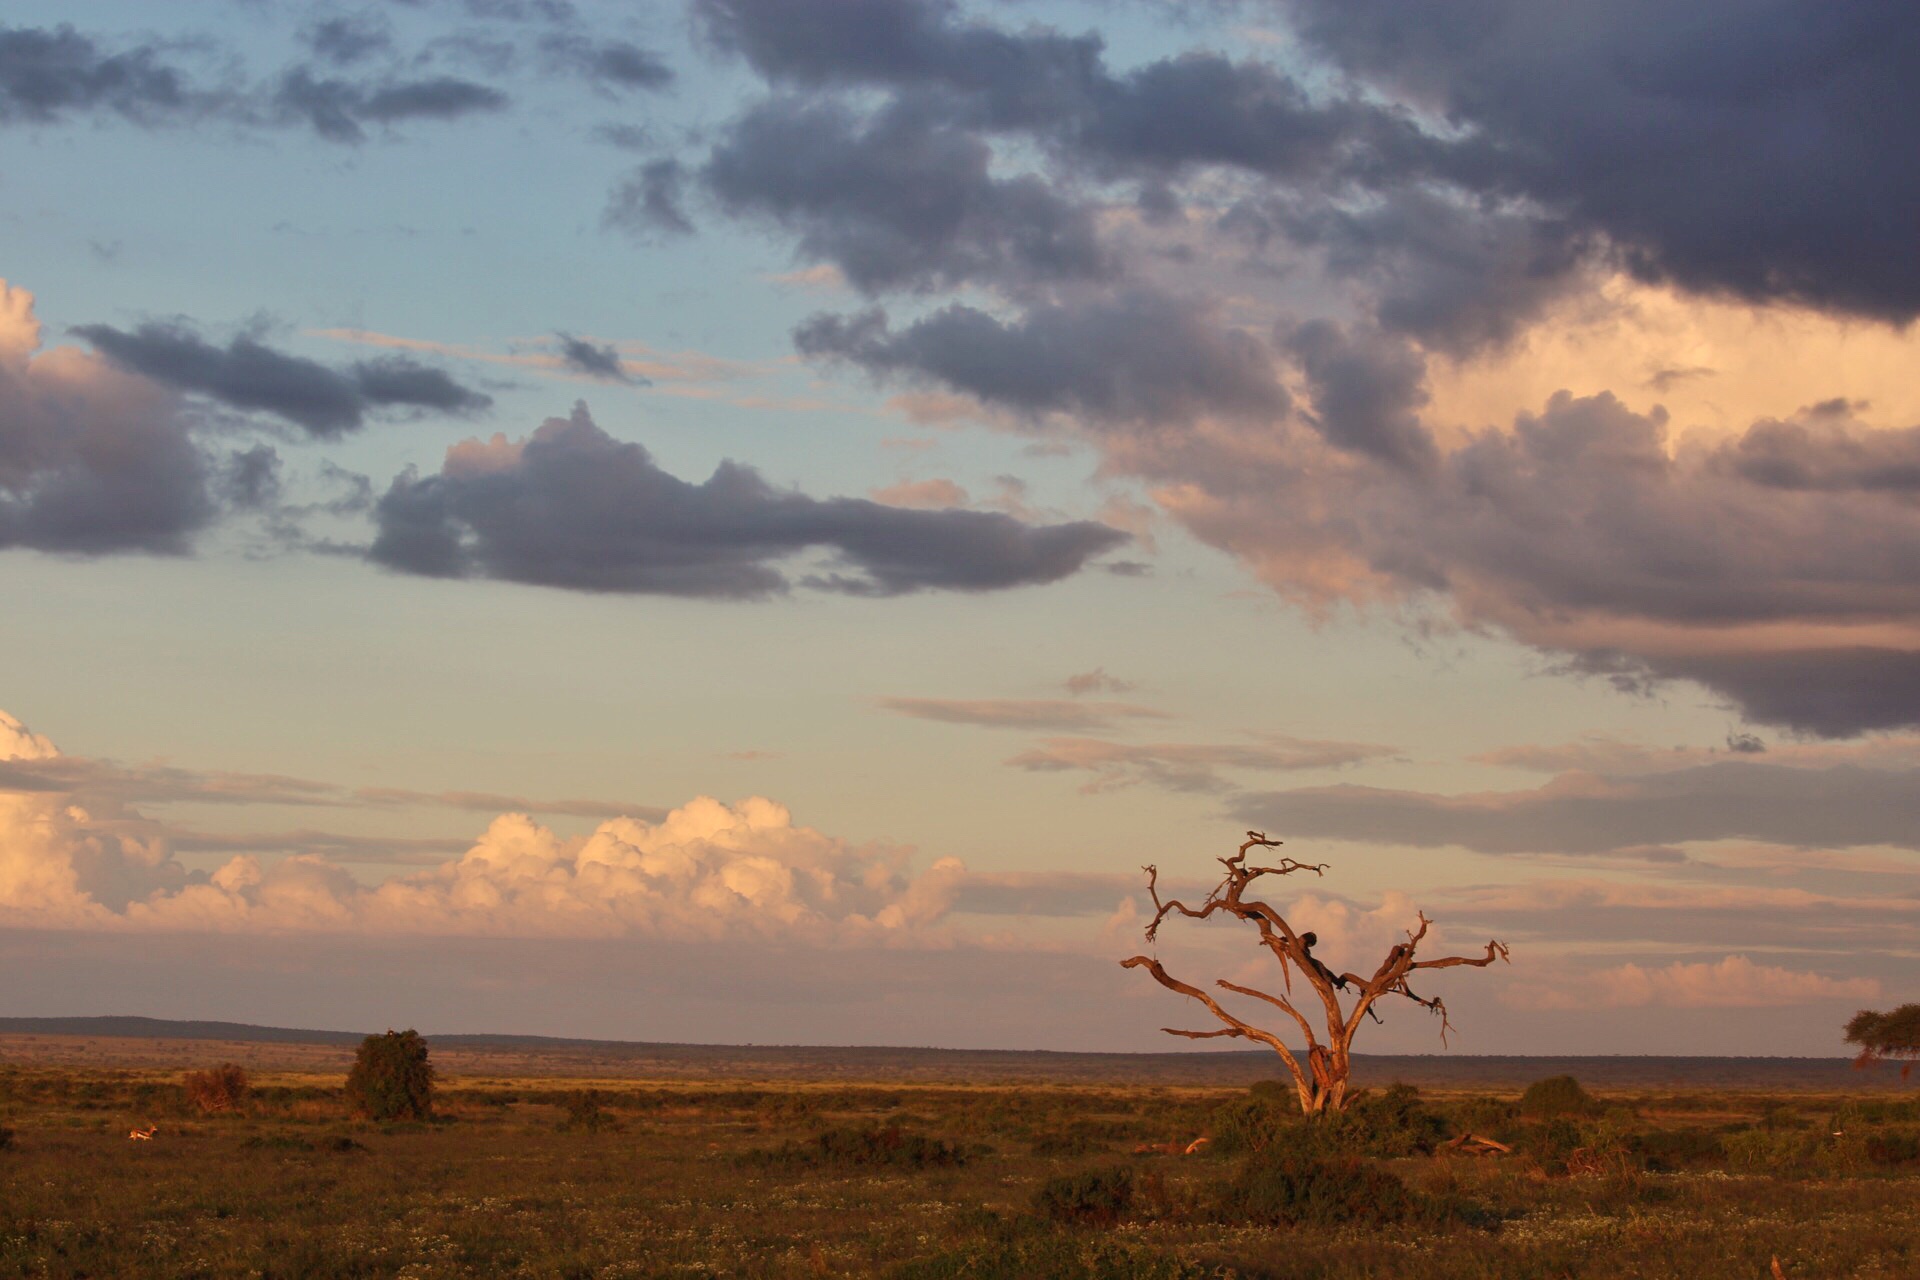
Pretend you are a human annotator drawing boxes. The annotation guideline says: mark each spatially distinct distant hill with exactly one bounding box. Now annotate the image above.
[0,1016,367,1045]
[0,1015,1891,1090]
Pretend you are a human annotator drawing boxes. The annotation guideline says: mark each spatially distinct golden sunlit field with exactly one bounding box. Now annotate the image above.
[5,1037,1920,1279]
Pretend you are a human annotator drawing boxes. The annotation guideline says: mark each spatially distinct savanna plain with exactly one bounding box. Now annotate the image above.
[4,1033,1918,1280]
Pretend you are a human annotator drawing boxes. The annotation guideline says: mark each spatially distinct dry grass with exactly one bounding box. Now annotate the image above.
[3,1056,1919,1278]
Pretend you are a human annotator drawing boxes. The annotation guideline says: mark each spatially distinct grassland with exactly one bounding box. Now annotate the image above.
[3,1036,1919,1278]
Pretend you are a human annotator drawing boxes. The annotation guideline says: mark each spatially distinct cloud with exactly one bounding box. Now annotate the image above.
[554,333,645,384]
[1282,0,1920,323]
[1473,733,1920,778]
[270,67,507,143]
[302,16,394,67]
[605,159,696,238]
[870,478,968,509]
[692,0,1424,183]
[0,24,203,126]
[0,21,514,142]
[796,291,1287,429]
[1241,758,1920,855]
[878,697,1168,731]
[539,35,673,91]
[74,320,491,437]
[0,737,658,824]
[369,401,1126,597]
[1147,389,1920,736]
[0,281,214,554]
[0,712,56,762]
[1281,318,1435,468]
[0,708,975,942]
[703,95,1109,293]
[1007,734,1400,793]
[1511,955,1880,1010]
[1064,668,1134,696]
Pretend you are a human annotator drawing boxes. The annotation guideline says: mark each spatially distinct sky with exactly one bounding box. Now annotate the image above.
[2,0,1917,1057]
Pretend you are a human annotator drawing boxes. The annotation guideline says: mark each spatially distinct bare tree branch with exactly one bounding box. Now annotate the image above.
[1121,833,1510,1114]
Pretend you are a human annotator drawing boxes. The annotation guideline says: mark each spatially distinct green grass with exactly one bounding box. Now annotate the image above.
[2,1068,1918,1277]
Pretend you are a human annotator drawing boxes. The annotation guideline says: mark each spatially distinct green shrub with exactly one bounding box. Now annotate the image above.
[744,1123,967,1171]
[1520,1075,1598,1119]
[1035,1166,1135,1225]
[1211,1093,1292,1155]
[344,1030,434,1122]
[1837,1098,1920,1125]
[1219,1151,1412,1227]
[1319,1084,1449,1156]
[1216,1082,1448,1159]
[1863,1129,1920,1166]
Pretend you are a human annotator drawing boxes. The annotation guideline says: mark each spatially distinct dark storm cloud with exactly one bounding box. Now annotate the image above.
[795,291,1287,428]
[0,24,200,125]
[1240,760,1920,855]
[1281,319,1433,468]
[693,0,1100,114]
[74,322,490,437]
[368,402,1126,597]
[695,0,1920,328]
[1714,419,1920,494]
[1614,649,1920,742]
[662,0,1920,738]
[693,0,1422,180]
[554,333,643,383]
[1280,0,1920,322]
[1262,189,1590,356]
[703,96,1109,293]
[0,393,212,556]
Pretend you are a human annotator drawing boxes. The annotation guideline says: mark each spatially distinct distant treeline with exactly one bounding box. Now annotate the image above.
[0,1016,1876,1089]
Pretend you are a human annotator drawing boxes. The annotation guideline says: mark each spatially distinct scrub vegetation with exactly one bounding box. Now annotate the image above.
[4,1058,1920,1278]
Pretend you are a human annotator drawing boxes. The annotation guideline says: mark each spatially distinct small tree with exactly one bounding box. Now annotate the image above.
[1122,832,1509,1115]
[184,1063,250,1114]
[345,1029,435,1121]
[1846,1005,1920,1077]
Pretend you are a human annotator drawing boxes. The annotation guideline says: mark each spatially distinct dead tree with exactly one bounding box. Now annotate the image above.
[1121,832,1509,1115]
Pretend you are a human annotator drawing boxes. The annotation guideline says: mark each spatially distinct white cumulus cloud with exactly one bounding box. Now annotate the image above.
[0,710,968,944]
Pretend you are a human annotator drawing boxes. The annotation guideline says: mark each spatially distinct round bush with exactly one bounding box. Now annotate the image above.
[1520,1075,1597,1118]
[344,1029,435,1121]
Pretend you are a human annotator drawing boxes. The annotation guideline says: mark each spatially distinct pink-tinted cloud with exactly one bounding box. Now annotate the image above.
[0,710,965,942]
[1063,668,1135,697]
[870,477,968,508]
[878,696,1169,731]
[1008,734,1400,793]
